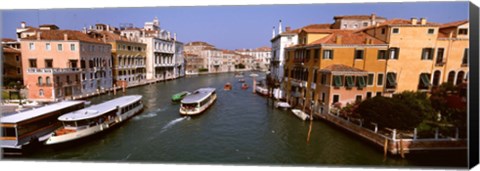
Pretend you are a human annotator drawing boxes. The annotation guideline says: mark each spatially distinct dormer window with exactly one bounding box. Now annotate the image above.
[458,28,468,35]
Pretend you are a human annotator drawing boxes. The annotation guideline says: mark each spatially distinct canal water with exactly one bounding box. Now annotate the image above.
[10,72,466,168]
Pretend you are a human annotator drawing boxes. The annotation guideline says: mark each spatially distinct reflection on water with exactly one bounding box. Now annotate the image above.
[10,72,467,168]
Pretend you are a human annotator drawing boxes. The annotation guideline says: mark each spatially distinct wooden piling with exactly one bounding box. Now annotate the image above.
[399,138,405,158]
[113,84,117,95]
[383,138,388,161]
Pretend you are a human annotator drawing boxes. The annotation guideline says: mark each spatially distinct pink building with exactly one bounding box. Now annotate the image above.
[20,26,113,102]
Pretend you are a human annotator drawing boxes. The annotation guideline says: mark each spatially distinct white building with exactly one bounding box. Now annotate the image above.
[235,47,271,71]
[121,17,184,81]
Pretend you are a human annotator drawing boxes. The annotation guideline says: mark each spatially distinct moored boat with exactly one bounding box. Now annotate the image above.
[1,101,85,154]
[172,91,191,102]
[274,101,291,110]
[255,86,269,96]
[224,82,232,91]
[45,95,143,145]
[291,109,310,121]
[179,88,217,115]
[238,78,245,83]
[241,83,249,90]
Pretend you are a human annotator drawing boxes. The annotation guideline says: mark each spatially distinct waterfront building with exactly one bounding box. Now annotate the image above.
[122,17,184,81]
[87,25,147,88]
[331,14,387,30]
[2,39,23,86]
[235,46,271,71]
[18,23,113,102]
[283,17,468,117]
[221,50,238,73]
[184,53,205,75]
[174,40,185,78]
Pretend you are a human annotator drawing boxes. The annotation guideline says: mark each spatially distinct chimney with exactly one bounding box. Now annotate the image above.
[411,18,417,25]
[106,25,110,31]
[36,32,41,40]
[278,20,283,34]
[63,33,68,41]
[102,35,106,43]
[89,25,93,30]
[21,22,26,28]
[449,31,454,39]
[336,35,342,44]
[272,26,276,38]
[375,23,380,27]
[420,18,427,25]
[371,14,377,25]
[174,33,177,40]
[82,27,87,34]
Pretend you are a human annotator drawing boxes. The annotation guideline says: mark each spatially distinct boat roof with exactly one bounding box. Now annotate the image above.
[181,88,216,104]
[1,101,85,124]
[58,95,142,121]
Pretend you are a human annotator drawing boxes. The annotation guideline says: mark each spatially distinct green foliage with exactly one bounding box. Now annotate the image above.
[430,83,467,129]
[355,91,434,130]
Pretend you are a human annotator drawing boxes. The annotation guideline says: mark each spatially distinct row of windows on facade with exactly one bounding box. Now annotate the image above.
[117,75,146,83]
[117,44,145,52]
[154,56,175,64]
[290,48,468,64]
[81,71,110,81]
[28,58,112,69]
[288,69,467,90]
[28,43,111,53]
[117,69,145,76]
[117,57,146,66]
[154,42,174,52]
[36,75,79,86]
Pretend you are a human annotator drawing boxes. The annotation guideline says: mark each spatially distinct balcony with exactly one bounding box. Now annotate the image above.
[36,83,53,87]
[27,68,81,74]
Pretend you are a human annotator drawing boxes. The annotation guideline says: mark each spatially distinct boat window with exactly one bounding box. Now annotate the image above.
[1,127,16,137]
[182,103,197,108]
[76,120,90,126]
[64,121,77,128]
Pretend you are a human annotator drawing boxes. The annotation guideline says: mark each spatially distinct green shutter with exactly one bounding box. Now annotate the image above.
[334,76,342,87]
[387,73,396,86]
[358,76,366,88]
[346,76,354,88]
[421,74,431,87]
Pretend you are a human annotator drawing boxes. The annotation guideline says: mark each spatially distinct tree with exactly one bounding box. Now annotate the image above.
[354,91,433,130]
[430,83,467,131]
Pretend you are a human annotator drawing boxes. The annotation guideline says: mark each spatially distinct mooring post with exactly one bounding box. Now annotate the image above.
[113,84,117,95]
[399,139,405,158]
[455,127,459,139]
[392,129,397,141]
[435,128,439,139]
[383,138,388,161]
[374,124,378,133]
[413,128,417,140]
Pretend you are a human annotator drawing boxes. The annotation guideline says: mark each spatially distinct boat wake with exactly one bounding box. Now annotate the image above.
[155,108,167,112]
[133,112,158,120]
[159,116,189,133]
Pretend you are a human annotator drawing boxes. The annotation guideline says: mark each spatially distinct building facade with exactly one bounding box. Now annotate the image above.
[19,25,113,102]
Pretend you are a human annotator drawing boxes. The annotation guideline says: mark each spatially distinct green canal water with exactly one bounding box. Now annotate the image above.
[7,72,467,168]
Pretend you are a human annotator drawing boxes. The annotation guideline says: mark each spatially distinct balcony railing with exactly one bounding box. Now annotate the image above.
[27,68,81,74]
[36,83,53,87]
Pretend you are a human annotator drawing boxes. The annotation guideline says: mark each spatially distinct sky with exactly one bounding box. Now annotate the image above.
[1,1,469,50]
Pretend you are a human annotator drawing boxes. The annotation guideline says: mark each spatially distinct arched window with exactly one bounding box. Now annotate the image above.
[39,89,44,96]
[46,76,51,86]
[38,76,43,85]
[432,70,441,87]
[456,71,465,85]
[447,71,456,85]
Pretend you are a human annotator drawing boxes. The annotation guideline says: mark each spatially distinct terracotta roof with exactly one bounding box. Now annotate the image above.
[123,27,142,31]
[440,20,468,29]
[2,38,17,42]
[301,28,334,34]
[309,30,386,45]
[334,14,386,20]
[22,30,107,44]
[303,23,333,29]
[320,64,367,73]
[3,46,20,53]
[92,31,129,42]
[378,18,440,26]
[437,31,449,38]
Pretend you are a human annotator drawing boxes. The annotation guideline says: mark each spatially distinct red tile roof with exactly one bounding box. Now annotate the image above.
[379,18,440,26]
[2,38,17,42]
[94,31,129,42]
[320,64,367,73]
[3,46,20,53]
[301,28,334,34]
[22,30,107,44]
[309,30,386,45]
[440,20,468,29]
[303,23,333,29]
[186,41,214,47]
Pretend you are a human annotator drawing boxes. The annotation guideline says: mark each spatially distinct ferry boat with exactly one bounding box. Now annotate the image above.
[171,91,190,102]
[179,88,217,115]
[45,95,143,145]
[1,101,85,154]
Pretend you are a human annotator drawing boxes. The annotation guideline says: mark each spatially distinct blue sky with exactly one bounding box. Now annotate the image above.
[1,2,469,50]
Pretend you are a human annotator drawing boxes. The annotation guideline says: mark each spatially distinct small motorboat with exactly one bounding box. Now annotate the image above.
[238,78,245,83]
[224,82,232,91]
[255,86,269,96]
[172,91,191,102]
[241,83,249,90]
[291,109,310,121]
[274,101,291,110]
[234,72,244,78]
